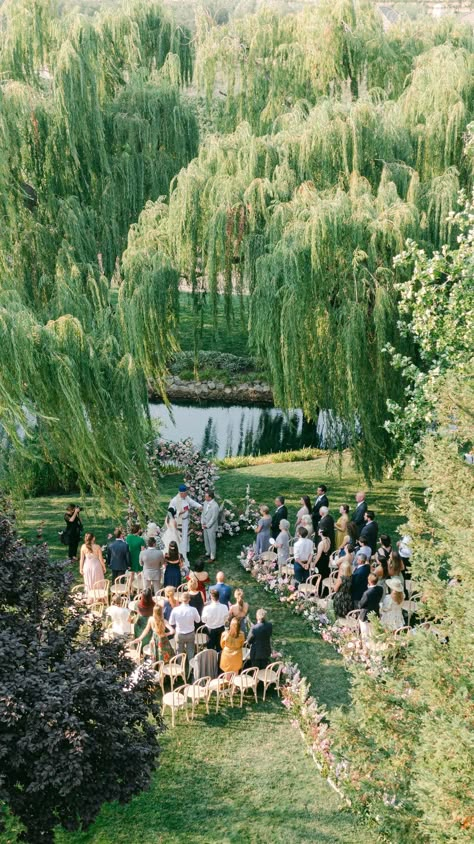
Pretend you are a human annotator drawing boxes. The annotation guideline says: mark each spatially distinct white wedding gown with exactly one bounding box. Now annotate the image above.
[161,515,182,553]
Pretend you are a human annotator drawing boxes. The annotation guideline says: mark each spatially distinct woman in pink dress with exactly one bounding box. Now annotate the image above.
[79,533,106,599]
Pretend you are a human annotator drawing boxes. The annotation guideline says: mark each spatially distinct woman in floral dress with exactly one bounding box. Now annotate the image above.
[130,605,175,663]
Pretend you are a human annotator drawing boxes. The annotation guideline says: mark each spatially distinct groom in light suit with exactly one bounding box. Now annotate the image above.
[168,484,202,566]
[201,490,220,562]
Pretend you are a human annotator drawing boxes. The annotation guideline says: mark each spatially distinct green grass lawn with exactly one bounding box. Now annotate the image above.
[17,455,416,843]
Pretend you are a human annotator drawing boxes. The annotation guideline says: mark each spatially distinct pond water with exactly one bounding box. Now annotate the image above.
[149,401,319,458]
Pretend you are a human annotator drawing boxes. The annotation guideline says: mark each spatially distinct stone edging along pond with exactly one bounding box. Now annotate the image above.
[151,375,274,404]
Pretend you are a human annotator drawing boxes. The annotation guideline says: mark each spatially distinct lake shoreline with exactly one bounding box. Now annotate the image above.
[149,376,274,405]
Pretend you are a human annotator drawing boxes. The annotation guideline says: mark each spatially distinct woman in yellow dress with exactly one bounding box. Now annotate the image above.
[334,504,350,549]
[220,618,245,674]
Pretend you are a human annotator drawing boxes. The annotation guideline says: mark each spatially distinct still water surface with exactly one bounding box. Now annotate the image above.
[149,402,318,458]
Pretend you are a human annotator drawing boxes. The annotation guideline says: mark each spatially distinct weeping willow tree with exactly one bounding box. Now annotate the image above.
[0,0,197,507]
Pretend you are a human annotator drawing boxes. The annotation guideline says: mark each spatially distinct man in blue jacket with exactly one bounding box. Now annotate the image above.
[351,554,370,608]
[106,527,131,584]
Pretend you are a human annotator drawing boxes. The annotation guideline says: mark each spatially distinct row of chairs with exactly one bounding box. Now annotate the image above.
[157,659,285,726]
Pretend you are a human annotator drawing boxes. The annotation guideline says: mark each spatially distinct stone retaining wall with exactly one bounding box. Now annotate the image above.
[150,376,273,404]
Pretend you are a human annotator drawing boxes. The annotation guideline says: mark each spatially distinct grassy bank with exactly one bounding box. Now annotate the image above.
[17,455,417,843]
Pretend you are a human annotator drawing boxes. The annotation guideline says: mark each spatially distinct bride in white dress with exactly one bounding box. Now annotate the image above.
[161,507,182,553]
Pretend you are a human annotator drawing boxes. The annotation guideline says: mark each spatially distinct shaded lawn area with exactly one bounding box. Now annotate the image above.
[17,456,416,843]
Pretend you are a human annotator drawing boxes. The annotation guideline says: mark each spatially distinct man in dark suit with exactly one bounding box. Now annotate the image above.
[317,506,335,552]
[106,527,131,584]
[359,574,383,621]
[312,485,329,534]
[247,609,273,669]
[271,496,288,539]
[359,510,379,556]
[351,491,367,531]
[351,554,370,608]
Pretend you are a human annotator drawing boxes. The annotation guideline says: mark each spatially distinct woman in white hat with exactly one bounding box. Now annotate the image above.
[381,578,405,631]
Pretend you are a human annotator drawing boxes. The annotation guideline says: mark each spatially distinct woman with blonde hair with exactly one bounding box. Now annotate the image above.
[331,559,353,618]
[381,579,405,631]
[228,588,250,635]
[187,574,204,620]
[220,618,245,674]
[161,585,179,622]
[79,533,106,599]
[130,604,175,663]
[334,505,350,549]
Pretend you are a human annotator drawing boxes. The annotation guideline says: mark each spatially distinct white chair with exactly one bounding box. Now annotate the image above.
[160,652,187,692]
[208,672,235,713]
[279,559,294,579]
[162,684,189,727]
[232,666,259,707]
[402,594,421,625]
[336,609,361,632]
[125,641,143,665]
[71,584,87,600]
[297,574,321,598]
[176,583,188,594]
[195,625,209,653]
[257,661,284,701]
[322,570,338,597]
[185,676,211,719]
[260,550,277,563]
[110,573,131,599]
[89,579,110,605]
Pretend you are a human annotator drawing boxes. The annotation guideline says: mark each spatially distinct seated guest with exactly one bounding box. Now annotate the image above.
[359,510,379,556]
[228,588,250,636]
[186,575,204,621]
[210,571,232,607]
[106,597,132,636]
[332,560,353,618]
[293,527,314,585]
[275,519,290,570]
[202,588,229,651]
[271,496,288,539]
[220,618,245,674]
[334,504,349,549]
[247,608,273,669]
[351,554,370,608]
[359,574,383,621]
[381,579,405,631]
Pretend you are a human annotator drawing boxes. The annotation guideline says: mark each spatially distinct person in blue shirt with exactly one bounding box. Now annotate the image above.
[210,571,232,607]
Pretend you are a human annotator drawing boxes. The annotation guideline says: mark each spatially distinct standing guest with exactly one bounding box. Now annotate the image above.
[317,506,335,552]
[161,507,181,553]
[355,539,373,565]
[228,588,250,636]
[139,536,164,594]
[295,496,311,535]
[125,524,146,575]
[339,542,355,567]
[351,492,367,531]
[132,589,155,646]
[247,609,273,669]
[255,505,272,555]
[271,496,288,539]
[398,535,413,577]
[293,527,314,585]
[168,484,203,567]
[188,559,210,602]
[381,579,405,631]
[144,521,160,542]
[300,514,314,538]
[169,592,200,666]
[186,575,204,621]
[388,551,405,586]
[332,560,353,618]
[163,541,183,589]
[376,534,392,569]
[359,510,379,556]
[64,504,83,561]
[275,519,290,570]
[313,528,331,588]
[130,604,175,663]
[347,520,360,544]
[220,618,245,675]
[351,554,371,608]
[312,485,329,531]
[202,588,229,651]
[359,574,383,621]
[161,585,179,622]
[79,533,106,599]
[201,490,220,562]
[334,504,350,549]
[209,571,232,607]
[106,527,131,584]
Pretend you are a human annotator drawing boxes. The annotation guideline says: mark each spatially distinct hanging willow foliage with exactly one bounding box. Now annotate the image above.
[0,0,197,507]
